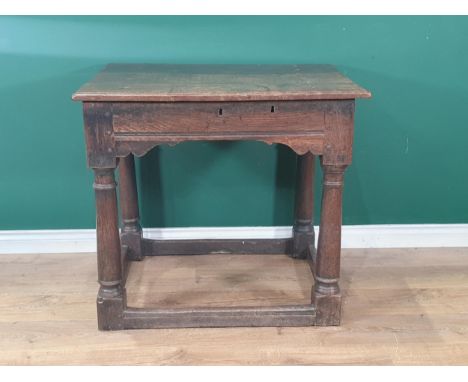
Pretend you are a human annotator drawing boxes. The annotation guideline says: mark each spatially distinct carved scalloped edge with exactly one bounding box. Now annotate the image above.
[259,137,323,156]
[115,142,160,157]
[115,138,323,157]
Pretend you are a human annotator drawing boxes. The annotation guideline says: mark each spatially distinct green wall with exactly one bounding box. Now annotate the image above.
[1,16,467,229]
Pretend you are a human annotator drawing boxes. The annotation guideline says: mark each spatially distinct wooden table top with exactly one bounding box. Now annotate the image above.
[72,64,371,102]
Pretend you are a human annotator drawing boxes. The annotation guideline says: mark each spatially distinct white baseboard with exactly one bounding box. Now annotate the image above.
[0,224,467,254]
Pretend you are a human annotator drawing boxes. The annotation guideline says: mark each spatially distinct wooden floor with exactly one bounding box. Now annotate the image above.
[1,248,468,365]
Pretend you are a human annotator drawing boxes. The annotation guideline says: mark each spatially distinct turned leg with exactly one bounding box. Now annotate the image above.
[292,152,315,259]
[94,168,125,330]
[119,154,143,261]
[313,161,347,326]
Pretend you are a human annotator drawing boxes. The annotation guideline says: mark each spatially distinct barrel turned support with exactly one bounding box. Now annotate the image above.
[119,154,143,261]
[93,168,126,330]
[291,152,316,259]
[313,162,347,326]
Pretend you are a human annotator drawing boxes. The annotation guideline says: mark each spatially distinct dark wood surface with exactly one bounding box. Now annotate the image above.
[141,238,292,256]
[112,101,328,134]
[123,305,316,329]
[75,63,370,330]
[72,64,371,102]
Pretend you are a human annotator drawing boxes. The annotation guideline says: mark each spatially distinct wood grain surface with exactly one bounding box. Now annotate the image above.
[112,101,328,134]
[72,64,371,102]
[1,248,467,365]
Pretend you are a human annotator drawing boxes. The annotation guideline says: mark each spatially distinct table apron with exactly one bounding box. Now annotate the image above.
[111,101,330,135]
[82,99,354,165]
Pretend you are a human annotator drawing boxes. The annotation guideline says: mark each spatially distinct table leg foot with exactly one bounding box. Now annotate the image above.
[313,280,341,326]
[97,285,126,331]
[121,230,143,261]
[292,228,314,260]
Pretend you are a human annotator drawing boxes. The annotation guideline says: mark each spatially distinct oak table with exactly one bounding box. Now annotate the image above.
[73,64,371,330]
